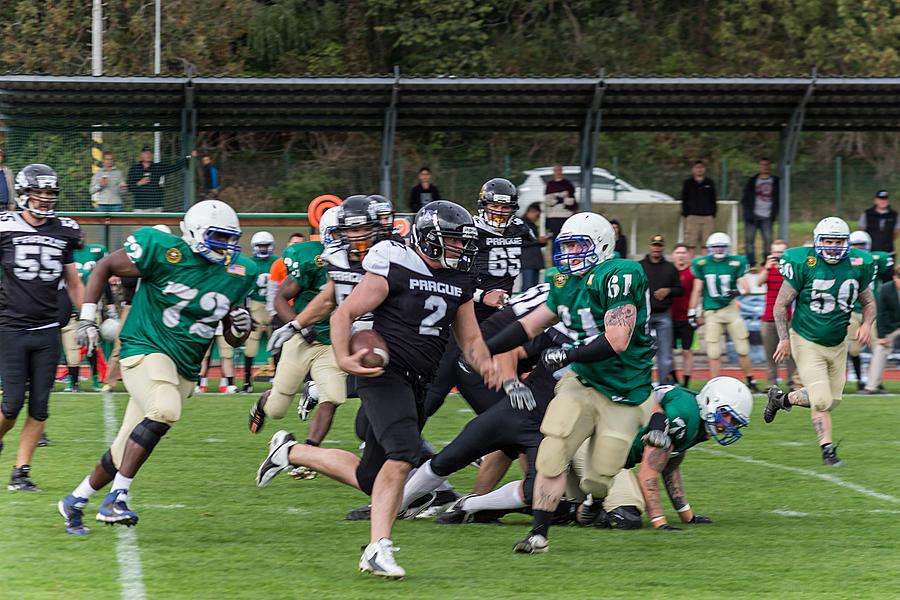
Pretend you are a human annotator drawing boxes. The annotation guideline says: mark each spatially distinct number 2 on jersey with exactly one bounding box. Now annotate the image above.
[162,282,231,339]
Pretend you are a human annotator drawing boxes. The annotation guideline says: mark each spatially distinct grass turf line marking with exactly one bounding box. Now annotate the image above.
[697,447,900,504]
[103,393,147,600]
[771,509,810,517]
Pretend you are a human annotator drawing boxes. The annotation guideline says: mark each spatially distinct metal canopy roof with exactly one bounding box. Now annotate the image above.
[1,74,900,132]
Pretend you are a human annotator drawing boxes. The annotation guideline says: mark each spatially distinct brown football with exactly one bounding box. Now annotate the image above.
[349,329,390,368]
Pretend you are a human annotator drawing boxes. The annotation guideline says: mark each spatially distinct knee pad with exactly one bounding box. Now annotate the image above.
[808,383,836,412]
[536,436,571,478]
[28,405,48,422]
[706,337,722,360]
[1,397,22,420]
[129,418,171,452]
[147,383,183,424]
[733,336,750,356]
[263,389,293,420]
[100,449,118,476]
[580,475,611,500]
[608,505,643,530]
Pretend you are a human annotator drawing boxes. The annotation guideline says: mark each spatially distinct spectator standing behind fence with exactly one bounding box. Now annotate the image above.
[408,166,440,212]
[639,235,683,384]
[200,154,220,198]
[0,149,14,210]
[742,158,780,268]
[681,160,717,252]
[544,163,577,237]
[89,151,127,212]
[859,190,899,281]
[520,203,550,290]
[610,219,628,257]
[758,240,797,389]
[127,146,193,212]
[862,265,900,394]
[670,243,696,387]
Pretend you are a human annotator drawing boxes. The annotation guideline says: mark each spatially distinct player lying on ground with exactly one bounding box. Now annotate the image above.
[58,201,254,535]
[766,217,875,467]
[256,201,495,579]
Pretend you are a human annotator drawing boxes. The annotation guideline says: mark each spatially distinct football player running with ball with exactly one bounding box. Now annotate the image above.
[486,212,657,554]
[255,201,494,579]
[58,201,255,534]
[765,217,875,466]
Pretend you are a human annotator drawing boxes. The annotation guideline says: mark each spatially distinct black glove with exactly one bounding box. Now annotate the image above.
[687,309,699,330]
[688,514,712,524]
[300,325,320,344]
[541,347,571,371]
[656,524,683,531]
[725,289,741,300]
[504,378,536,411]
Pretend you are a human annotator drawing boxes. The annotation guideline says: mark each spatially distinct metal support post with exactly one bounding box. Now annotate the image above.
[778,68,817,242]
[578,71,605,213]
[380,66,400,200]
[181,67,196,211]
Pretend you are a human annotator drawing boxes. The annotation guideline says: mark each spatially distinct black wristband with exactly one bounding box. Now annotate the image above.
[648,412,668,433]
[567,335,617,363]
[486,320,529,355]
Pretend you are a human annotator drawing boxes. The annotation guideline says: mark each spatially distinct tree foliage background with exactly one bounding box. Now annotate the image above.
[0,0,899,217]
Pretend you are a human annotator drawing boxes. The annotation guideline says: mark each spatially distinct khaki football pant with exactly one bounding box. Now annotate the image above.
[110,353,195,467]
[845,312,864,357]
[568,442,646,512]
[61,316,82,366]
[105,304,131,385]
[703,302,750,359]
[265,336,346,419]
[790,331,846,412]
[537,370,651,499]
[245,300,271,358]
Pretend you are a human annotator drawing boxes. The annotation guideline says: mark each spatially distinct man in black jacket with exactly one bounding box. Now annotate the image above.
[681,161,717,252]
[741,158,780,268]
[859,190,898,281]
[126,146,191,212]
[639,235,683,383]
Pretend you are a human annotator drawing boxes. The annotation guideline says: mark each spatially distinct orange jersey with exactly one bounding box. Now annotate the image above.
[268,258,292,305]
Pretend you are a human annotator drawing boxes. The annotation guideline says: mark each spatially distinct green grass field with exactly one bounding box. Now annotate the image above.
[1,388,899,600]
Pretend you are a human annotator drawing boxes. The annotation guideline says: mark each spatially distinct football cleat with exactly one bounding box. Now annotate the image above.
[359,538,405,579]
[435,494,476,525]
[101,383,114,393]
[346,504,371,521]
[399,492,437,520]
[256,430,296,488]
[822,443,845,467]
[416,488,460,519]
[241,381,254,394]
[763,386,791,423]
[96,490,138,526]
[298,381,318,421]
[91,376,103,392]
[58,494,90,535]
[512,533,549,554]
[576,499,603,526]
[249,390,270,433]
[37,432,50,447]
[8,466,40,492]
[289,466,318,481]
[220,384,238,394]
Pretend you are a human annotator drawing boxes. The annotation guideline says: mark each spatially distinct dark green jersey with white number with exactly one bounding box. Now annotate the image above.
[780,246,875,347]
[119,227,256,380]
[248,254,278,303]
[625,385,707,468]
[853,250,889,313]
[282,241,330,344]
[74,244,108,284]
[691,254,748,311]
[546,258,653,405]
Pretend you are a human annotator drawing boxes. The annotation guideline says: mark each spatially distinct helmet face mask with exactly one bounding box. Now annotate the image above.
[318,207,341,249]
[15,164,60,219]
[849,230,871,251]
[413,201,478,270]
[251,231,276,259]
[552,213,615,275]
[706,232,731,260]
[366,195,395,241]
[813,217,851,264]
[180,200,242,266]
[696,376,752,446]
[336,195,381,260]
[478,178,519,232]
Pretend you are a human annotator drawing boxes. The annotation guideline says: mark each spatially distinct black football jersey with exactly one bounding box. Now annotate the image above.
[0,211,80,330]
[471,216,534,321]
[363,240,474,376]
[323,246,372,330]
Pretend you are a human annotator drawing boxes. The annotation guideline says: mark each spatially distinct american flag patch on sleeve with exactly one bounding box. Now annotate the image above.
[227,264,246,276]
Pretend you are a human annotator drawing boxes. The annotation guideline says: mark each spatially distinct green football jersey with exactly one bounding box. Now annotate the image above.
[118,227,256,380]
[74,243,108,284]
[691,254,748,311]
[780,246,875,347]
[282,241,330,344]
[851,249,885,313]
[546,258,653,405]
[248,254,278,303]
[625,385,706,469]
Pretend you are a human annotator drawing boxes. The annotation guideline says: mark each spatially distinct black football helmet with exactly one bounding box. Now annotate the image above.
[336,194,380,259]
[15,164,60,218]
[413,200,478,270]
[478,177,519,231]
[366,194,395,240]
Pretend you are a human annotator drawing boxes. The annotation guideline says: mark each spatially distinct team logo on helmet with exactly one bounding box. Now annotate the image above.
[314,254,325,267]
[166,248,182,264]
[553,273,568,288]
[806,256,817,267]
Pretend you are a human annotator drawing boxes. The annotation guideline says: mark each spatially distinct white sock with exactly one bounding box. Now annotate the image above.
[111,473,134,498]
[200,377,208,387]
[307,382,319,400]
[72,475,99,500]
[400,460,446,510]
[461,480,526,512]
[436,480,454,492]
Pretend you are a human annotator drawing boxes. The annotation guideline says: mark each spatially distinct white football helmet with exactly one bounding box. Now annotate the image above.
[319,207,341,248]
[553,212,615,274]
[696,376,752,446]
[813,217,850,264]
[706,232,731,260]
[849,230,871,251]
[251,231,276,258]
[152,224,172,234]
[180,200,242,265]
[99,318,121,342]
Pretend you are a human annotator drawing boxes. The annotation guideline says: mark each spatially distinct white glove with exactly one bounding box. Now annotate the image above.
[75,320,100,354]
[227,307,252,335]
[504,378,536,411]
[267,320,301,353]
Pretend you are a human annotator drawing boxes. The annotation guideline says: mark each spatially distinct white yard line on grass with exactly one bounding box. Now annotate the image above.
[697,447,900,504]
[103,393,147,600]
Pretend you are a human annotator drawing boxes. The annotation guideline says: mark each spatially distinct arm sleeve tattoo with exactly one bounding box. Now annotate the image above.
[773,281,798,341]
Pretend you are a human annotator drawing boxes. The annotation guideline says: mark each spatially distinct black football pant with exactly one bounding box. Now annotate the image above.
[0,327,60,422]
[424,335,504,419]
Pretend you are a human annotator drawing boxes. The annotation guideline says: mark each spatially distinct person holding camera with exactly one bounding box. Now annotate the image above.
[544,164,577,238]
[90,152,127,212]
[758,240,798,389]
